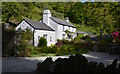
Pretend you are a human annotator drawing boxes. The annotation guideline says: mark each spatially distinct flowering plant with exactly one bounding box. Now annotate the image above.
[56,40,63,48]
[111,31,120,44]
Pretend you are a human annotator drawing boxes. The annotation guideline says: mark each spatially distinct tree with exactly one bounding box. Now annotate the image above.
[38,37,47,47]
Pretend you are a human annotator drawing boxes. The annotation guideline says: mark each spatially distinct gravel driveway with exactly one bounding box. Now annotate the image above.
[2,52,120,72]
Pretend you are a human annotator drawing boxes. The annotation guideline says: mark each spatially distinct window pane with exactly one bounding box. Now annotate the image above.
[43,34,47,39]
[50,36,52,42]
[38,36,40,40]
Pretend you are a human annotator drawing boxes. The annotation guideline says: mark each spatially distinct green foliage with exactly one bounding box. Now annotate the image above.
[61,39,69,44]
[17,28,33,57]
[2,2,120,56]
[85,36,93,43]
[76,34,84,39]
[73,36,83,44]
[2,27,17,56]
[38,37,47,47]
[56,45,74,56]
[2,2,120,34]
[40,46,58,53]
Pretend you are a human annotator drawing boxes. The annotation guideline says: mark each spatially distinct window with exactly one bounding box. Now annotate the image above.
[38,36,40,40]
[62,34,66,39]
[22,25,25,28]
[72,28,74,32]
[50,36,52,42]
[43,34,47,39]
[63,26,64,31]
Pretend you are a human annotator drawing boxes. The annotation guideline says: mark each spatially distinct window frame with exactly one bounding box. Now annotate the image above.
[50,36,52,42]
[43,34,47,39]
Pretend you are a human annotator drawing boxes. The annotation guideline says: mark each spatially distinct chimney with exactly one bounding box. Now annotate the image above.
[66,17,69,22]
[43,9,51,26]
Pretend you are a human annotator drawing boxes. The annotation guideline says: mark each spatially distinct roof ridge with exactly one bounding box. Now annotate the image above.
[50,16,76,28]
[23,19,55,31]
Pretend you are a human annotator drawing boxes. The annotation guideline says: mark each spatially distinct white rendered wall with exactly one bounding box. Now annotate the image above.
[64,26,69,31]
[57,25,63,40]
[34,29,55,46]
[72,28,76,32]
[69,27,73,32]
[49,18,58,43]
[15,20,34,32]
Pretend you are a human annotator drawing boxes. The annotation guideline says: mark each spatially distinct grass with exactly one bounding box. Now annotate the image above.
[31,48,89,57]
[31,53,56,57]
[55,48,89,56]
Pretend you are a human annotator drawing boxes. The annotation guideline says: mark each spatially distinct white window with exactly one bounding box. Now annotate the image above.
[43,34,47,39]
[62,34,66,39]
[50,36,52,42]
[38,36,40,40]
[22,25,25,28]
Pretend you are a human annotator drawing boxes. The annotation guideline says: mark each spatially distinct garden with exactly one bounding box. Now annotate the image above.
[2,25,120,57]
[16,34,91,57]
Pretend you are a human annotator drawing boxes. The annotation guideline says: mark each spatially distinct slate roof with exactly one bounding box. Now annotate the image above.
[24,19,55,31]
[50,17,76,28]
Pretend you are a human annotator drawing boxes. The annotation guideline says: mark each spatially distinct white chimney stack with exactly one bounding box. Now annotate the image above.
[43,9,51,26]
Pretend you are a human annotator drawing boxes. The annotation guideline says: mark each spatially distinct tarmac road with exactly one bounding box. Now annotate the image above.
[2,52,120,72]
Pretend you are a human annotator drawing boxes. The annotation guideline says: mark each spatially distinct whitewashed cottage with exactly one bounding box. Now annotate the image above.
[15,9,77,46]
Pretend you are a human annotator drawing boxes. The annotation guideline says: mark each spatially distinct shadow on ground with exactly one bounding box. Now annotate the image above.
[2,57,42,73]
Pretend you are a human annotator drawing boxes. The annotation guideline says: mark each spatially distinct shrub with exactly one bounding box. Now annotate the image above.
[56,45,75,56]
[39,46,57,53]
[83,35,90,40]
[38,37,47,47]
[77,34,84,39]
[40,46,50,53]
[73,36,83,44]
[85,36,93,43]
[56,40,63,47]
[29,46,40,55]
[61,39,70,44]
[50,45,58,53]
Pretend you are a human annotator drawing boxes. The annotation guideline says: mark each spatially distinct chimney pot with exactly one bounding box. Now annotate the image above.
[66,17,69,22]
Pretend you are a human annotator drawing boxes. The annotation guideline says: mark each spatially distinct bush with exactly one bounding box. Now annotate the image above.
[83,35,90,40]
[38,37,47,47]
[85,36,93,43]
[61,39,70,44]
[56,40,63,47]
[77,34,84,39]
[39,45,58,53]
[56,45,75,56]
[40,46,51,53]
[17,45,32,57]
[50,45,58,53]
